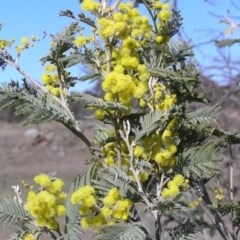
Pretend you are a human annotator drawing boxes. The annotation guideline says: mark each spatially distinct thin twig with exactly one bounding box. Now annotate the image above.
[191,190,229,240]
[228,138,235,234]
[142,0,157,33]
[120,120,157,219]
[42,227,58,239]
[1,57,72,118]
[0,56,101,165]
[113,115,122,170]
[155,212,164,240]
[111,0,122,11]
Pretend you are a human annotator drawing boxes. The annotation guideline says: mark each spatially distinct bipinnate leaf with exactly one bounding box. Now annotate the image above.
[214,38,240,48]
[94,222,146,240]
[132,110,168,142]
[62,175,85,240]
[69,92,128,112]
[0,198,28,228]
[40,22,80,65]
[0,80,74,126]
[186,104,220,126]
[176,140,223,178]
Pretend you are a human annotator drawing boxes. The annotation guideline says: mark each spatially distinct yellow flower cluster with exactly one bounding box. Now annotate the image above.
[131,117,178,169]
[21,37,29,45]
[15,36,39,53]
[75,35,95,47]
[0,39,7,49]
[0,38,14,49]
[161,174,187,198]
[215,182,225,201]
[188,197,202,209]
[102,188,132,221]
[100,138,149,182]
[102,141,117,166]
[157,3,172,21]
[40,64,67,97]
[25,173,67,229]
[81,0,101,13]
[23,233,36,240]
[140,83,177,111]
[98,119,179,183]
[75,0,173,118]
[100,4,152,106]
[154,117,178,167]
[71,185,97,208]
[154,1,172,34]
[71,186,132,230]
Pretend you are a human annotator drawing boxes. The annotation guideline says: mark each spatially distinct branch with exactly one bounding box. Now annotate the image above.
[0,55,101,162]
[191,178,236,240]
[119,120,157,219]
[228,139,235,234]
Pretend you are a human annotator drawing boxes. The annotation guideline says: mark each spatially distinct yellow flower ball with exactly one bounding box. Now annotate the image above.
[21,37,29,45]
[158,10,172,21]
[24,233,36,240]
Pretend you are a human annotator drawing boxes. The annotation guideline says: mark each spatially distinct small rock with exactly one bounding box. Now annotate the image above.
[24,128,39,139]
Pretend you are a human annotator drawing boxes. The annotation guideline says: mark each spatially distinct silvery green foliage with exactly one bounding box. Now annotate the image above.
[94,222,147,240]
[132,110,169,142]
[0,198,28,228]
[176,139,223,179]
[168,218,210,240]
[0,80,75,126]
[186,104,221,126]
[69,92,128,112]
[8,223,42,240]
[59,175,85,240]
[214,39,240,48]
[40,22,81,66]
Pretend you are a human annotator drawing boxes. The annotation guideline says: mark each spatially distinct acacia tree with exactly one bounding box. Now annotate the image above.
[1,1,240,240]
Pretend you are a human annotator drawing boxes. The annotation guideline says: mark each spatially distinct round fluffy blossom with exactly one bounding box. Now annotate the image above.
[81,0,101,12]
[21,37,29,45]
[158,10,172,21]
[34,173,51,187]
[23,233,36,240]
[25,174,66,229]
[75,35,87,47]
[15,45,25,53]
[103,188,121,206]
[0,39,7,49]
[161,174,186,199]
[45,64,56,72]
[112,199,133,220]
[71,185,96,207]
